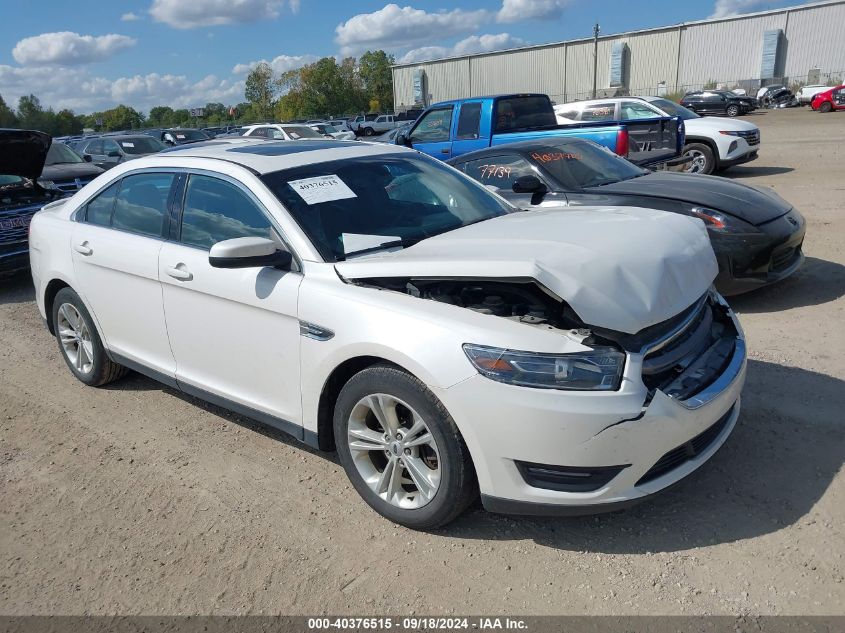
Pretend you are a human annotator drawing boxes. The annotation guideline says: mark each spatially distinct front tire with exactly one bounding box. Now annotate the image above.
[334,365,477,529]
[52,287,128,387]
[726,104,740,117]
[682,143,716,175]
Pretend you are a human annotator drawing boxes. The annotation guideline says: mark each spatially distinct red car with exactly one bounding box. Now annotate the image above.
[811,85,845,112]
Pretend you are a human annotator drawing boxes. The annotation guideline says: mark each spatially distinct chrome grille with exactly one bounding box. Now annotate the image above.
[736,129,760,146]
[0,203,41,245]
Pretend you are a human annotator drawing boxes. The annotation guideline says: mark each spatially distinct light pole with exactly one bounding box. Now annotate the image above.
[592,22,601,99]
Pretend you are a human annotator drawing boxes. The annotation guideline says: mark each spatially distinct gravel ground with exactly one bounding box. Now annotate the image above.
[1,108,843,616]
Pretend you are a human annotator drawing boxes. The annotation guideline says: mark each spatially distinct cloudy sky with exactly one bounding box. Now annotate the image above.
[0,0,812,114]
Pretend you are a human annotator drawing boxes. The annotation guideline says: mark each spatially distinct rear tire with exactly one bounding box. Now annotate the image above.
[819,101,833,113]
[52,287,128,387]
[682,143,716,175]
[334,364,478,529]
[726,104,740,117]
[363,127,374,136]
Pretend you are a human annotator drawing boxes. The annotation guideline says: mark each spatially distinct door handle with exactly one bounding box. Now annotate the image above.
[166,266,193,281]
[73,242,93,256]
[440,148,450,154]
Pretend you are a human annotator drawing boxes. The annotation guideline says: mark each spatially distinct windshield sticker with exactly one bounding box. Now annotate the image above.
[121,142,135,148]
[176,134,186,139]
[288,175,357,205]
[477,164,512,179]
[288,131,301,139]
[531,151,580,163]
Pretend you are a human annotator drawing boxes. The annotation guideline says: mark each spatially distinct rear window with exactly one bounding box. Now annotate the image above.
[118,137,166,154]
[282,126,323,140]
[493,96,556,132]
[528,141,646,189]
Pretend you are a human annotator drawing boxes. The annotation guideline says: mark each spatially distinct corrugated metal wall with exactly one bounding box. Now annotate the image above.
[782,2,845,78]
[392,1,845,110]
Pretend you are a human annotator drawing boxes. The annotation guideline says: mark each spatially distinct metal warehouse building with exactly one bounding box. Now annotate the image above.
[392,0,845,110]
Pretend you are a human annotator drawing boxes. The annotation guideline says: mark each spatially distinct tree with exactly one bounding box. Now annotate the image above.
[101,104,144,131]
[148,106,175,127]
[245,62,276,120]
[54,109,82,136]
[0,94,18,128]
[359,50,395,113]
[17,94,47,131]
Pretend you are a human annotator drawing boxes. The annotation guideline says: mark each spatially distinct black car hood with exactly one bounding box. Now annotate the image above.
[41,161,104,180]
[0,129,51,181]
[584,171,792,226]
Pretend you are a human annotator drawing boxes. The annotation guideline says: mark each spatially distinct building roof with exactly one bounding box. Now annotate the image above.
[391,0,844,68]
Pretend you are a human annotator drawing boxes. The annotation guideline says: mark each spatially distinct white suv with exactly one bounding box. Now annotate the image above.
[555,96,761,175]
[29,138,745,528]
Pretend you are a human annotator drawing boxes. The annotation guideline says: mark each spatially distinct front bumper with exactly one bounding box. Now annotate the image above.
[435,297,746,514]
[712,208,806,296]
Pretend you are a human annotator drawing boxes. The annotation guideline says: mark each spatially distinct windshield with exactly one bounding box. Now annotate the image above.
[170,129,208,141]
[0,175,25,186]
[648,98,699,120]
[117,136,166,154]
[45,143,84,165]
[530,140,648,188]
[261,153,512,262]
[282,126,324,139]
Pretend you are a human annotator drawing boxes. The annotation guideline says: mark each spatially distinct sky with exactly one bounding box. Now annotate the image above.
[0,0,816,114]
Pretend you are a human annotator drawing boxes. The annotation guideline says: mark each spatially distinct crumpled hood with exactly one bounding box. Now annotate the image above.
[335,207,718,334]
[0,129,51,180]
[586,172,792,226]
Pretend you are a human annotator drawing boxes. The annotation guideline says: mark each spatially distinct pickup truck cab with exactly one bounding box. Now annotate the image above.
[397,94,683,166]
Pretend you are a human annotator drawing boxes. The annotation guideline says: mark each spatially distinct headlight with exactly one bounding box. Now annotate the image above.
[689,206,758,233]
[463,344,625,391]
[719,131,742,136]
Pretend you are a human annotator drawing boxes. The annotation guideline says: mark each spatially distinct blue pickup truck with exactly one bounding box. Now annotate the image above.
[395,94,684,167]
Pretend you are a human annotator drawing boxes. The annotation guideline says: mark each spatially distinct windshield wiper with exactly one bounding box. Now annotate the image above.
[341,237,419,260]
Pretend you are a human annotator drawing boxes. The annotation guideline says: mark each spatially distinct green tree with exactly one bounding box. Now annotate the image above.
[54,109,82,136]
[245,62,276,120]
[17,94,47,130]
[0,94,18,127]
[359,50,395,113]
[101,104,144,131]
[148,105,175,127]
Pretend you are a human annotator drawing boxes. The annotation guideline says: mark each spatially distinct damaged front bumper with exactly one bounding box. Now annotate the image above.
[433,294,746,515]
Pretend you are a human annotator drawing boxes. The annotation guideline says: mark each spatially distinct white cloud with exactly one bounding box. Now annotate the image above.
[121,12,142,21]
[150,0,285,29]
[335,4,491,55]
[709,0,770,18]
[399,32,525,64]
[12,32,137,66]
[0,64,244,113]
[232,53,319,75]
[497,0,566,23]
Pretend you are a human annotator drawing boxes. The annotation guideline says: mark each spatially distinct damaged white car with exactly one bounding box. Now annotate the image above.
[29,138,746,529]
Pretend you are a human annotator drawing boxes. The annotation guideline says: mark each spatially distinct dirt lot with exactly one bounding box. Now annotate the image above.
[1,108,843,616]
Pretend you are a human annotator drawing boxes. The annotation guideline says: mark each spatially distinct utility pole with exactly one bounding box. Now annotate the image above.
[592,22,601,99]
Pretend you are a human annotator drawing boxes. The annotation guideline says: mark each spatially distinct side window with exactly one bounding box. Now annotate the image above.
[268,128,285,139]
[456,102,482,140]
[621,102,659,120]
[180,174,274,249]
[87,140,103,154]
[111,173,174,238]
[581,103,617,121]
[102,139,121,155]
[463,154,535,191]
[409,107,453,143]
[84,181,121,226]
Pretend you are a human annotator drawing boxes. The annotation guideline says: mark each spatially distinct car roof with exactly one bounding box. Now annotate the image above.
[151,138,410,174]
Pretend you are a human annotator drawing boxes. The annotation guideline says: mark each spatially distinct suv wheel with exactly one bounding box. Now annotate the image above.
[52,287,128,386]
[726,104,740,117]
[363,127,375,136]
[334,365,477,529]
[682,143,715,175]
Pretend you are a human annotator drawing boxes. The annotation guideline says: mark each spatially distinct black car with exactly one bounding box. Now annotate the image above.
[680,91,755,117]
[1,129,64,275]
[142,128,209,146]
[449,138,805,295]
[75,134,166,170]
[40,141,104,194]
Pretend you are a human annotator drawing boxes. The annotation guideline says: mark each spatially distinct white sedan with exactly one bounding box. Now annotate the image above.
[29,138,746,528]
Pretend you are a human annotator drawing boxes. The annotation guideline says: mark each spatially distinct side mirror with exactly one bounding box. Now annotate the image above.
[395,133,411,147]
[209,237,293,270]
[512,175,548,195]
[107,150,121,158]
[82,154,93,162]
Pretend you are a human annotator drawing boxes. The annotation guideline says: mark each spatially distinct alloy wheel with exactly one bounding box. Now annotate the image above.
[57,303,94,375]
[684,149,708,174]
[347,393,441,509]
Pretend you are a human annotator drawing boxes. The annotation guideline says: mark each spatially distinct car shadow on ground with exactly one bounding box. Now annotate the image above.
[729,256,845,313]
[0,271,36,306]
[447,359,844,552]
[725,165,794,178]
